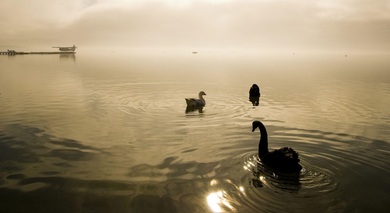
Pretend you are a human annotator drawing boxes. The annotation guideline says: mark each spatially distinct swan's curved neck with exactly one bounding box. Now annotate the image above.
[199,94,205,103]
[258,123,269,157]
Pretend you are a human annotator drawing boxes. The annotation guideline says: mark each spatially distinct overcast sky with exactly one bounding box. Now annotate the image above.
[1,0,389,53]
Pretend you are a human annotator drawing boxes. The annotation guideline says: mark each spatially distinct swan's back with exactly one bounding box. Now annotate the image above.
[262,147,301,173]
[249,84,260,97]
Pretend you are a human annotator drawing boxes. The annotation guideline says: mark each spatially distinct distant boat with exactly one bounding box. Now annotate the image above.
[52,45,77,52]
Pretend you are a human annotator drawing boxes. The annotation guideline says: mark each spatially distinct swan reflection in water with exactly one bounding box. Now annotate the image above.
[245,157,301,192]
[249,84,261,106]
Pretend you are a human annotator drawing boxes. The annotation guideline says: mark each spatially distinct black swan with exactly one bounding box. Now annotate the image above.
[185,91,206,107]
[249,84,260,106]
[252,120,302,173]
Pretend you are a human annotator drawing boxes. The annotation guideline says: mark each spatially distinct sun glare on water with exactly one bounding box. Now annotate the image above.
[207,191,234,212]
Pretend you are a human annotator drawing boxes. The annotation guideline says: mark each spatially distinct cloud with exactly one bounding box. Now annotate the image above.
[1,0,389,52]
[316,0,390,21]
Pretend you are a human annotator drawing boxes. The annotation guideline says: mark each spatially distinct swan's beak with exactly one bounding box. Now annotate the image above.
[252,128,255,132]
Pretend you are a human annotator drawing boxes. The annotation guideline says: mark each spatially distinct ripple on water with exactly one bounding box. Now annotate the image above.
[115,88,256,119]
[230,125,390,212]
[242,153,337,195]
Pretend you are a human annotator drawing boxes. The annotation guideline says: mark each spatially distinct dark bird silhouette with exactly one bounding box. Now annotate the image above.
[249,84,260,106]
[252,120,302,173]
[185,91,206,107]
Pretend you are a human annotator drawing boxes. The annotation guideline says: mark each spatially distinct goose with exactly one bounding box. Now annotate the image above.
[252,120,302,173]
[185,91,206,107]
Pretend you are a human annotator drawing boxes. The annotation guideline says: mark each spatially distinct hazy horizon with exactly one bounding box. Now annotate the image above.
[1,0,390,54]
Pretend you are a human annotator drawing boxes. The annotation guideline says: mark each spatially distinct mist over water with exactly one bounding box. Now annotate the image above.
[0,51,389,212]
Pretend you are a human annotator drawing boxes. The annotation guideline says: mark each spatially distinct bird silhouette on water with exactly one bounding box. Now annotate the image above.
[249,84,260,106]
[185,91,206,113]
[252,120,302,173]
[185,91,206,107]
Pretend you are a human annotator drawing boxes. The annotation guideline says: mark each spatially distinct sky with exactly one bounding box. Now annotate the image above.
[0,0,389,53]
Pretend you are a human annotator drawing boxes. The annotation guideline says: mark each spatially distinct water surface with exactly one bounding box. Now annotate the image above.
[0,51,389,212]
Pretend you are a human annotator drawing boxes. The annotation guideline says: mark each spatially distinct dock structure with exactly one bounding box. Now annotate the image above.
[0,50,76,55]
[1,45,77,55]
[0,50,18,55]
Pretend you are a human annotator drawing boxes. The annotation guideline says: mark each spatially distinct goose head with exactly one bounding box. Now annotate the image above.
[199,91,206,98]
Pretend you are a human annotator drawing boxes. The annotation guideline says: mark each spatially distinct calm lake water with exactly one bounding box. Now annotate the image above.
[0,51,389,212]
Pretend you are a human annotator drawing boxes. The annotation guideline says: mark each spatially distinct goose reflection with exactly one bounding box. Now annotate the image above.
[249,84,260,106]
[185,106,204,113]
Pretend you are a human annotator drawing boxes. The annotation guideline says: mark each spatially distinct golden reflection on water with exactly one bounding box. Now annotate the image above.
[207,190,235,213]
[206,179,246,212]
